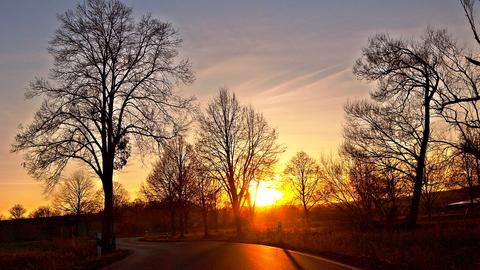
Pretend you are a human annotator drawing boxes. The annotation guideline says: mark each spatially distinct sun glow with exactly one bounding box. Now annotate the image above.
[253,183,283,207]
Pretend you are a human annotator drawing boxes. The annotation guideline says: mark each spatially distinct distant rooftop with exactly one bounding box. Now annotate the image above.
[447,198,480,206]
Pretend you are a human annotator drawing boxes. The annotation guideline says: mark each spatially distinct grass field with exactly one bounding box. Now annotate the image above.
[0,238,130,270]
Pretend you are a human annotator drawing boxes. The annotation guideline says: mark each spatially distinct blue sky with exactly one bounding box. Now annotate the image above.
[0,0,474,213]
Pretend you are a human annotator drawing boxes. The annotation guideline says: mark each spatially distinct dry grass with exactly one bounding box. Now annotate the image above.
[0,238,130,270]
[144,220,480,270]
[239,221,480,270]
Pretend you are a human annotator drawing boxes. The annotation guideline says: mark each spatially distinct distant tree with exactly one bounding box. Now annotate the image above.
[96,182,130,209]
[142,157,177,233]
[191,150,221,237]
[352,28,459,227]
[321,156,359,215]
[54,171,99,215]
[450,149,480,212]
[422,147,451,218]
[321,156,372,227]
[284,151,322,222]
[113,182,130,208]
[142,137,194,237]
[29,206,58,218]
[196,89,283,236]
[54,171,99,235]
[11,0,193,252]
[9,204,26,220]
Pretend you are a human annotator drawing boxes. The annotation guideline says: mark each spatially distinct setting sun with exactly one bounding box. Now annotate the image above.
[253,184,283,207]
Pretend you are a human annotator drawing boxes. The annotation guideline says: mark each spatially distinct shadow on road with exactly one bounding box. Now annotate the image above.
[283,249,305,270]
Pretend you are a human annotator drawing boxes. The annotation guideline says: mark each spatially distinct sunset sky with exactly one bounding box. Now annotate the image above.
[0,0,473,214]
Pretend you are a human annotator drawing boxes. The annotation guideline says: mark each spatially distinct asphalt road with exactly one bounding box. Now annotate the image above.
[103,238,360,270]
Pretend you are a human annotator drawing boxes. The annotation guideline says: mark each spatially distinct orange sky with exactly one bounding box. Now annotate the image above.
[0,0,473,216]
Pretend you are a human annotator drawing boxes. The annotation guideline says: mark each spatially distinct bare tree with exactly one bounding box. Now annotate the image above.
[191,151,221,238]
[54,171,99,235]
[54,171,99,215]
[284,151,322,222]
[113,182,130,208]
[9,204,26,220]
[321,155,386,227]
[421,147,451,218]
[450,149,480,212]
[142,155,177,233]
[432,0,480,166]
[196,89,283,236]
[143,136,195,237]
[11,0,193,252]
[352,28,459,227]
[321,156,363,220]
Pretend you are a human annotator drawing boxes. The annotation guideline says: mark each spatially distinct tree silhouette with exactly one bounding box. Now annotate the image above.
[320,155,399,227]
[9,204,26,220]
[421,147,451,218]
[196,89,283,236]
[11,0,193,252]
[143,136,195,237]
[192,156,221,238]
[435,0,480,164]
[284,151,322,222]
[54,171,99,235]
[29,206,58,218]
[352,28,458,227]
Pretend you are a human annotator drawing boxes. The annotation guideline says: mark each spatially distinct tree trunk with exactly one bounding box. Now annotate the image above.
[232,200,242,238]
[75,212,80,237]
[406,91,430,229]
[303,204,310,225]
[184,208,189,234]
[170,204,176,235]
[101,174,115,254]
[213,194,219,232]
[179,204,185,238]
[202,208,209,238]
[427,198,432,219]
[469,187,475,214]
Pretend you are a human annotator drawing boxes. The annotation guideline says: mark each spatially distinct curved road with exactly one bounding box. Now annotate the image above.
[103,238,360,270]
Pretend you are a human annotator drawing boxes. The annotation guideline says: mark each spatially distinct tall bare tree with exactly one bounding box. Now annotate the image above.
[9,204,26,220]
[284,151,322,222]
[196,89,283,236]
[11,0,193,252]
[352,28,459,227]
[433,0,480,164]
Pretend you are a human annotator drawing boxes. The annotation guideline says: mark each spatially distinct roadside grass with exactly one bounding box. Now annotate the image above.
[144,219,480,270]
[0,238,130,270]
[252,223,480,270]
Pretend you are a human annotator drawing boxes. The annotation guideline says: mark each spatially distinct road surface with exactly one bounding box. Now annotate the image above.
[103,238,360,270]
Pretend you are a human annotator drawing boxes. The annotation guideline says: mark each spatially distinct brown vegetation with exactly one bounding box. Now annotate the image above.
[0,238,129,270]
